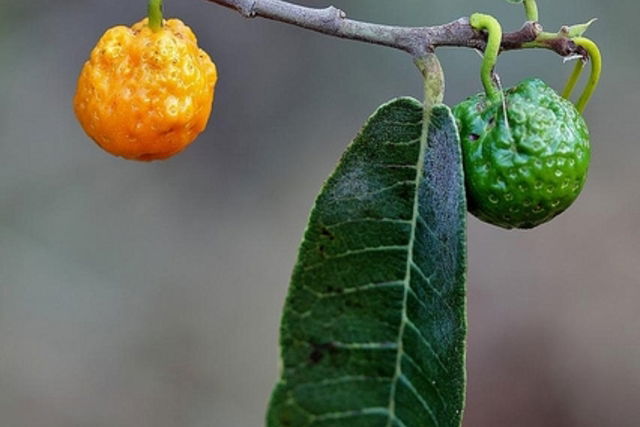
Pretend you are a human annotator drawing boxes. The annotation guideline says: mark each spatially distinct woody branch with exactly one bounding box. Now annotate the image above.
[204,0,584,58]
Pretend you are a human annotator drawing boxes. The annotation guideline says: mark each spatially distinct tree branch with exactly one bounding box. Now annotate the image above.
[205,0,582,58]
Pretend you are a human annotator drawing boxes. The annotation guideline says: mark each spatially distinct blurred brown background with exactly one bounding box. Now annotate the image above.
[0,0,638,425]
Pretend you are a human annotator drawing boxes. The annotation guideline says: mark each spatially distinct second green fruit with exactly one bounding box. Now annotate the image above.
[454,78,590,229]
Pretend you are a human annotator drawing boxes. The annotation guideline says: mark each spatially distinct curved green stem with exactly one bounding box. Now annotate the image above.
[524,0,539,22]
[573,37,602,113]
[562,60,585,99]
[470,13,503,102]
[148,0,164,32]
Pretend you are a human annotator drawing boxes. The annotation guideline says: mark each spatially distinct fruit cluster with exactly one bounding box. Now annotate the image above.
[72,4,599,230]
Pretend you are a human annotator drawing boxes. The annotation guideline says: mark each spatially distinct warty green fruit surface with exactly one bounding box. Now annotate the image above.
[453,78,590,229]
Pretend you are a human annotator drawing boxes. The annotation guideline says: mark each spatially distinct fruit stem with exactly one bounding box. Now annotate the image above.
[561,60,585,100]
[574,37,602,113]
[470,13,503,102]
[148,0,164,32]
[523,0,539,22]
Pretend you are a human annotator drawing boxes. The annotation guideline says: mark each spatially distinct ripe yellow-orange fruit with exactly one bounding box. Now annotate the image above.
[74,18,217,161]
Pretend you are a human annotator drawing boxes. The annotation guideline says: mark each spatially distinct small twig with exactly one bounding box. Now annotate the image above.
[205,0,581,58]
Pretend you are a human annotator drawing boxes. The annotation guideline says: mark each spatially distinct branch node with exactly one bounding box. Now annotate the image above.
[327,5,346,19]
[238,0,257,17]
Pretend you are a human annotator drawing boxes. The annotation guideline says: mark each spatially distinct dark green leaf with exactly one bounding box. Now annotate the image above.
[267,99,467,427]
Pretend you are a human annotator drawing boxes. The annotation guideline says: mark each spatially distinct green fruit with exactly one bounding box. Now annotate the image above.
[453,78,590,229]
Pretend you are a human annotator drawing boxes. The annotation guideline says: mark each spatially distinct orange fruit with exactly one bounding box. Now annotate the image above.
[74,18,217,161]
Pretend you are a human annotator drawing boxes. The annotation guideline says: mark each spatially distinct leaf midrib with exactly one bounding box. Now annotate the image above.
[385,106,439,427]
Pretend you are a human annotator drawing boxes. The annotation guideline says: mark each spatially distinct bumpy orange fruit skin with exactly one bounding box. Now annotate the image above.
[74,18,218,161]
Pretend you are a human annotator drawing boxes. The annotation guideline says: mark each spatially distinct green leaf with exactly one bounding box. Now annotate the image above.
[267,99,468,427]
[565,18,598,38]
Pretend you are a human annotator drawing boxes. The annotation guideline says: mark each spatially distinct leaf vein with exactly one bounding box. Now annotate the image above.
[324,218,412,230]
[418,214,449,253]
[304,280,404,298]
[332,341,399,350]
[410,261,441,297]
[399,374,440,426]
[385,104,430,427]
[302,245,409,272]
[329,180,415,203]
[382,137,421,147]
[312,406,392,421]
[402,353,448,410]
[293,375,392,390]
[405,318,449,373]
